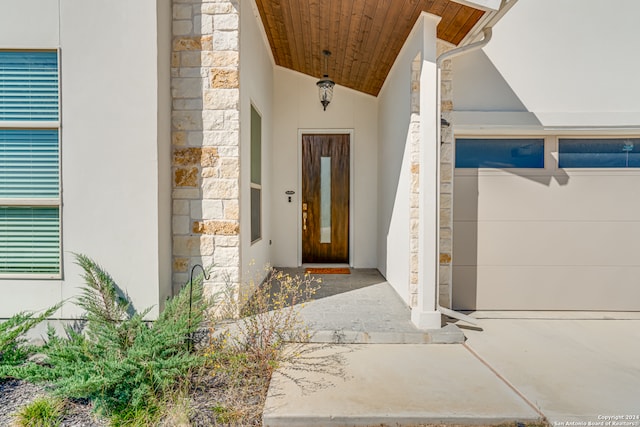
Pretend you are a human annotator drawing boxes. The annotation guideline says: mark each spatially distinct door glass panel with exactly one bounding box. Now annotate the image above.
[320,156,331,243]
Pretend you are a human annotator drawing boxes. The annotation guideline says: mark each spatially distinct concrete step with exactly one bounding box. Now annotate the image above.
[308,324,465,344]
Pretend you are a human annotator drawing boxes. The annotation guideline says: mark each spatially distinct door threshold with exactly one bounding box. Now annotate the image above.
[302,263,351,268]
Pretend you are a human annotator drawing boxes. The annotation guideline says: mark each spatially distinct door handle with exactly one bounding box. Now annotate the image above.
[303,212,307,231]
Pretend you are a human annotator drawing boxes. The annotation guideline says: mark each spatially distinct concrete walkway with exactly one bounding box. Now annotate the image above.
[463,319,640,425]
[263,269,640,426]
[263,343,542,426]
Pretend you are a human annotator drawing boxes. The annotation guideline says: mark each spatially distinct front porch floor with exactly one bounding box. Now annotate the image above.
[274,268,463,344]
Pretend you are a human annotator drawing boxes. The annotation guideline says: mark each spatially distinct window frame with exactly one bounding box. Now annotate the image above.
[0,49,61,279]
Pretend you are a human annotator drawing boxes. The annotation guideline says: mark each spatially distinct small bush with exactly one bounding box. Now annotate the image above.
[7,254,209,422]
[14,396,64,427]
[0,304,60,372]
[214,268,318,370]
[198,268,319,425]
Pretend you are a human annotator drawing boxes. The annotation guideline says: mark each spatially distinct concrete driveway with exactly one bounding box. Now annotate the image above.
[264,317,640,426]
[463,318,640,424]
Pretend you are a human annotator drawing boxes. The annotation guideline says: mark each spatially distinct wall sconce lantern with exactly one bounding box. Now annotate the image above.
[316,50,335,111]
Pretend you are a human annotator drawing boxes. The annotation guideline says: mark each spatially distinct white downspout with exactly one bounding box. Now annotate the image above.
[437,27,492,69]
[434,27,493,326]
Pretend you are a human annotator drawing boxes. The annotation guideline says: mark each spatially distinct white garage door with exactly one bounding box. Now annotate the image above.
[452,136,640,311]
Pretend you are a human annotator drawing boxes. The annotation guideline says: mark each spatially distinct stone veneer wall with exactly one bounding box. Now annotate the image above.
[437,40,454,309]
[171,0,241,296]
[409,55,421,308]
[409,44,454,309]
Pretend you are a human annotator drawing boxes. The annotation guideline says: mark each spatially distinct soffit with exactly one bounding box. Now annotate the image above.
[255,0,485,96]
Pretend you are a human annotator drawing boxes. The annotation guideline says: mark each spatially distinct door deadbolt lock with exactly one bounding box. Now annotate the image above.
[285,190,295,203]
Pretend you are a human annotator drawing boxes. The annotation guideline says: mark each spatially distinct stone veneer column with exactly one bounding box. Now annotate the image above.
[409,55,421,308]
[171,0,240,297]
[409,47,454,310]
[437,41,454,309]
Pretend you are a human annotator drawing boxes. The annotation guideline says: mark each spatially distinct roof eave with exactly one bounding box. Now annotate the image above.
[452,0,501,12]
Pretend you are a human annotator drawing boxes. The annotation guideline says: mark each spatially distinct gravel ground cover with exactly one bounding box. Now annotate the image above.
[0,379,107,426]
[0,368,268,427]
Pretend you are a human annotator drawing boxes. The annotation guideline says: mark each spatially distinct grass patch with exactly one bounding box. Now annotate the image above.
[14,396,64,427]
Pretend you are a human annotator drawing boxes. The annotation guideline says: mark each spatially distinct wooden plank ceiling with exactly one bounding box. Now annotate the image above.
[255,0,485,96]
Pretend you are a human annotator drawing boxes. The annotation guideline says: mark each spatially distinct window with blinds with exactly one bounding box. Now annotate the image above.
[0,51,60,276]
[0,51,59,121]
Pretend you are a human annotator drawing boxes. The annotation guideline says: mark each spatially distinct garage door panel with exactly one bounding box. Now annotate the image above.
[451,221,478,266]
[453,176,479,221]
[454,174,640,222]
[453,265,640,311]
[451,266,479,310]
[454,220,640,267]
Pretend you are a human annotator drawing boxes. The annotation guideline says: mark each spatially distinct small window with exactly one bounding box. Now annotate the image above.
[250,105,261,243]
[455,138,545,168]
[558,138,640,168]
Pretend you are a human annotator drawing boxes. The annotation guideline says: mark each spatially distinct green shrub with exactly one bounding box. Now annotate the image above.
[8,254,208,421]
[0,304,60,371]
[14,396,64,427]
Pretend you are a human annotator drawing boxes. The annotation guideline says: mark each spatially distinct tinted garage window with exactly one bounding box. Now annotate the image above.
[559,138,640,168]
[455,138,544,168]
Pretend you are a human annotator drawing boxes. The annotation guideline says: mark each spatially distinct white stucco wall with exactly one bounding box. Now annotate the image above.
[0,0,171,318]
[453,0,640,128]
[156,0,172,306]
[271,67,378,268]
[240,0,274,282]
[377,16,426,304]
[0,0,60,47]
[451,49,527,113]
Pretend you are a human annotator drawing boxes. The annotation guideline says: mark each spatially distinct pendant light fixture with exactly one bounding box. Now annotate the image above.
[316,50,335,111]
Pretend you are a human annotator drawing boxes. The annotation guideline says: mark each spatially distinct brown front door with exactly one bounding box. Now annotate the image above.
[301,134,349,263]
